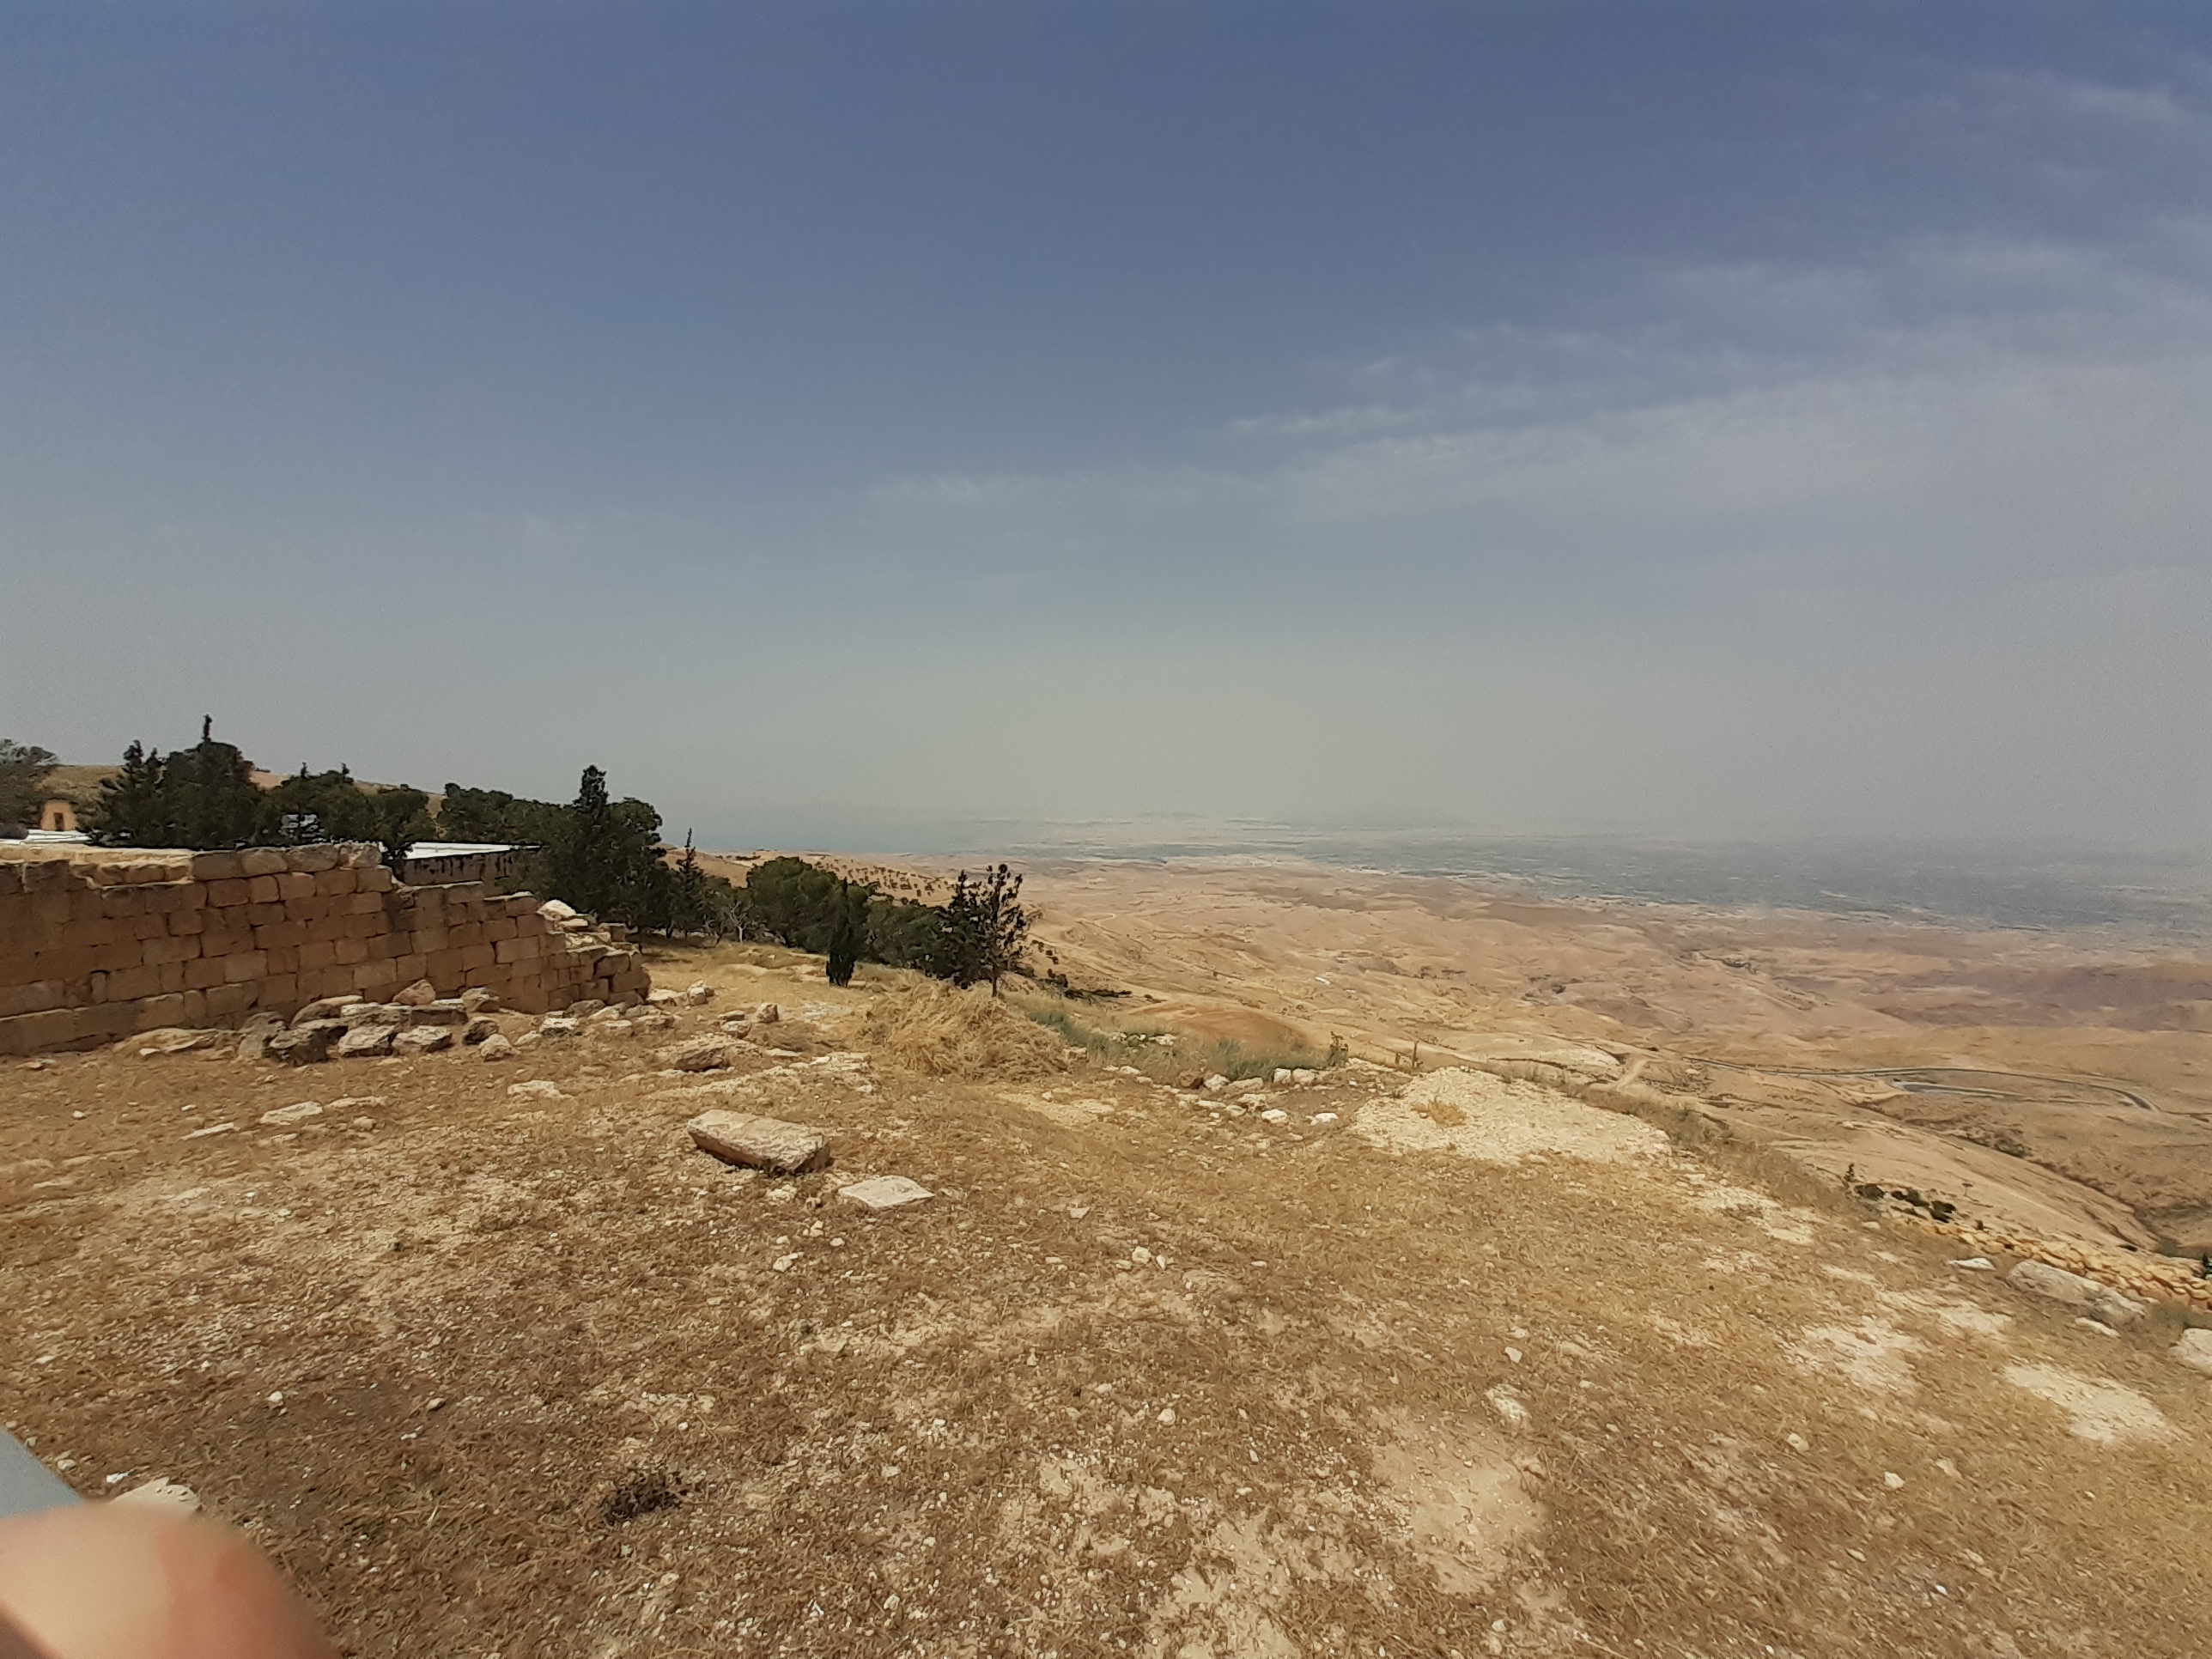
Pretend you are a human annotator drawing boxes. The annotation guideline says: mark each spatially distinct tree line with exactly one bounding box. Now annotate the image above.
[18,726,1032,991]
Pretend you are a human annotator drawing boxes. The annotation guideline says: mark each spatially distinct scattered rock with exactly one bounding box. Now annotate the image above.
[586,1005,629,1024]
[2172,1328,2212,1376]
[132,1028,226,1058]
[459,988,501,1016]
[662,1037,738,1073]
[335,1025,398,1060]
[291,997,356,1027]
[405,1001,468,1027]
[508,1080,563,1100]
[629,1010,678,1032]
[341,1003,406,1026]
[754,1003,781,1025]
[477,1033,517,1061]
[114,1477,200,1514]
[686,981,716,1006]
[392,978,439,1007]
[182,1121,236,1141]
[1949,1257,1996,1272]
[1204,1074,1229,1091]
[566,999,606,1019]
[1228,1078,1264,1097]
[688,1110,832,1176]
[1291,1068,1317,1085]
[258,1100,325,1127]
[2008,1260,2147,1328]
[349,1117,377,1132]
[1260,1108,1290,1124]
[269,1022,346,1066]
[645,988,681,1008]
[837,1176,934,1212]
[538,899,580,921]
[538,1017,584,1040]
[462,1016,500,1045]
[393,1026,453,1056]
[235,1012,288,1060]
[1312,1112,1340,1125]
[1273,1068,1296,1084]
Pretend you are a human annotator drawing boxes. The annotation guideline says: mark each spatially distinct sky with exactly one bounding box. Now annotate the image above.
[3,3,2210,853]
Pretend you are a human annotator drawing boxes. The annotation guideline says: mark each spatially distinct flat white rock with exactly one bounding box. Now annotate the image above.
[688,1109,831,1175]
[259,1101,325,1127]
[838,1176,934,1212]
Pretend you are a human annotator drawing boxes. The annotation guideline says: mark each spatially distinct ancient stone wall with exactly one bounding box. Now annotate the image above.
[0,843,649,1054]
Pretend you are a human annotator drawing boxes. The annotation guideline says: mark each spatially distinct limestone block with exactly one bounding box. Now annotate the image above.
[245,874,281,903]
[106,964,162,1002]
[233,848,284,878]
[332,938,368,966]
[314,868,358,896]
[189,852,244,881]
[221,951,270,984]
[167,908,205,936]
[357,866,396,892]
[132,994,189,1032]
[206,878,250,908]
[143,935,201,967]
[258,974,299,1006]
[276,872,315,902]
[182,957,227,991]
[288,844,345,874]
[687,1110,831,1175]
[0,981,63,1018]
[204,983,254,1019]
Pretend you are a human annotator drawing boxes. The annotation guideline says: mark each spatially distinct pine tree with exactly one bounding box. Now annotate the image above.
[547,765,620,916]
[932,863,1030,994]
[92,742,167,843]
[0,738,59,830]
[826,880,861,986]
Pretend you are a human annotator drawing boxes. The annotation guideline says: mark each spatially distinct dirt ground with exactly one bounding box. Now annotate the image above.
[6,925,2212,1657]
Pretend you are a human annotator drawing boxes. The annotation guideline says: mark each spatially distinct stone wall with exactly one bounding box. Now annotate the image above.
[0,843,649,1054]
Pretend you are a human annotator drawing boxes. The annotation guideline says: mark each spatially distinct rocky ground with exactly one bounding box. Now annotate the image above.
[5,939,2211,1657]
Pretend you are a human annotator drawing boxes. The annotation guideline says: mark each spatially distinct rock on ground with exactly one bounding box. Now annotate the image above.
[393,1026,453,1056]
[2008,1259,2147,1328]
[269,1022,346,1066]
[663,1038,738,1073]
[392,979,439,1006]
[836,1176,934,1211]
[336,1025,398,1060]
[2173,1328,2212,1376]
[688,1110,832,1175]
[477,1034,516,1061]
[259,1100,325,1127]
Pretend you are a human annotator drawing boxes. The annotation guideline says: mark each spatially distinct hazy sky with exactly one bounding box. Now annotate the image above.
[4,3,2210,850]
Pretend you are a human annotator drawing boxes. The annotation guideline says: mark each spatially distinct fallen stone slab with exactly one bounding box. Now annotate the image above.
[406,1002,469,1027]
[292,996,356,1027]
[340,1003,407,1027]
[336,1025,398,1060]
[131,1028,227,1058]
[459,988,501,1015]
[663,1037,738,1073]
[538,1016,583,1040]
[259,1100,325,1127]
[392,979,439,1006]
[461,1016,500,1045]
[836,1176,933,1212]
[268,1021,346,1066]
[688,1110,832,1176]
[393,1026,453,1056]
[2008,1259,2147,1328]
[2174,1328,2212,1377]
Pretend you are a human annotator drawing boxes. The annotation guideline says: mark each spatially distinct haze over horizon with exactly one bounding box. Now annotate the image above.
[5,4,2211,854]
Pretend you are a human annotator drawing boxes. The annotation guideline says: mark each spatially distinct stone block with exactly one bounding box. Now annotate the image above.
[167,908,205,936]
[238,848,288,878]
[143,935,201,967]
[687,1110,831,1175]
[206,878,250,908]
[264,947,299,975]
[182,957,228,991]
[277,872,316,902]
[132,994,188,1032]
[314,868,358,896]
[410,927,449,955]
[257,973,299,1007]
[347,892,386,916]
[130,911,169,941]
[494,933,543,964]
[246,874,281,903]
[332,937,368,966]
[288,843,345,874]
[460,943,495,971]
[190,852,245,881]
[0,866,21,897]
[357,866,395,892]
[222,951,270,984]
[448,922,486,947]
[298,939,338,972]
[204,983,254,1019]
[254,921,306,951]
[0,981,63,1018]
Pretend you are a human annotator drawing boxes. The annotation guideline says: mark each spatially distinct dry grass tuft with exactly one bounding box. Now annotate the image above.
[858,981,1073,1079]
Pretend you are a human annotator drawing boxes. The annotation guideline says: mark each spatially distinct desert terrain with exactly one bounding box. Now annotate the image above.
[4,855,2212,1656]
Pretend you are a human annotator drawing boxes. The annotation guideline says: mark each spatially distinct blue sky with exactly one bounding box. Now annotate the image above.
[4,3,2209,849]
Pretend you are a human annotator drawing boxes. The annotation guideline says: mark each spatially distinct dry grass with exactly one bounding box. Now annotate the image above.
[6,947,2212,1657]
[857,981,1073,1079]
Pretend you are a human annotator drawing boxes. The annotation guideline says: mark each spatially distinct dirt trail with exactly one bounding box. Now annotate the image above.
[5,941,2210,1656]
